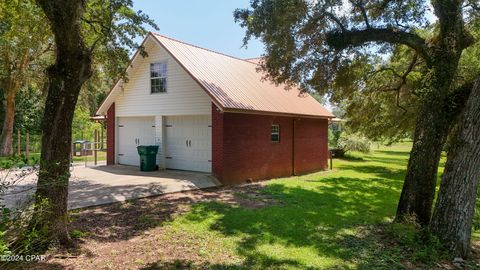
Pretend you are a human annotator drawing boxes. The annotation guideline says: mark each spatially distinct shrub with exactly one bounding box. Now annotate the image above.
[69,229,90,239]
[0,166,50,258]
[328,123,343,148]
[337,134,372,154]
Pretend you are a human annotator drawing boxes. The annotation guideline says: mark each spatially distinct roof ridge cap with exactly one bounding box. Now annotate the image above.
[150,32,258,65]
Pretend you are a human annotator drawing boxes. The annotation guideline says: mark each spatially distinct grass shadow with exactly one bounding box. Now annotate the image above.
[173,174,403,268]
[339,155,366,162]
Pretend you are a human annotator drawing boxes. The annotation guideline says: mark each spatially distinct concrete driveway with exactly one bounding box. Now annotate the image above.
[2,165,219,210]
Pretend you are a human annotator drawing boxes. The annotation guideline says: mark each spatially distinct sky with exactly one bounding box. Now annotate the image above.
[132,0,265,59]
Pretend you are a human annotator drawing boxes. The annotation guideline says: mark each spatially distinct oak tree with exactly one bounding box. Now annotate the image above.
[430,77,480,258]
[31,0,156,249]
[234,0,476,226]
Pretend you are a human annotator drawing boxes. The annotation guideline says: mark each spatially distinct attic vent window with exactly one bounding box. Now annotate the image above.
[150,62,167,93]
[271,124,280,143]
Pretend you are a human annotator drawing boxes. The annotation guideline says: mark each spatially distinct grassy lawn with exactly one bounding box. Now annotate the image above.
[71,150,106,163]
[0,151,106,168]
[23,142,479,270]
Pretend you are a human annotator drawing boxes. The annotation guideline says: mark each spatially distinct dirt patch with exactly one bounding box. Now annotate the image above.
[15,183,277,269]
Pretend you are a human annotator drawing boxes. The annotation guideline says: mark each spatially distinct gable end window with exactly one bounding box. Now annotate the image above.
[150,62,167,93]
[271,124,280,143]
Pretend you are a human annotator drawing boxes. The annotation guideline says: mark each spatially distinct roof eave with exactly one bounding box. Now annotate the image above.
[222,108,334,119]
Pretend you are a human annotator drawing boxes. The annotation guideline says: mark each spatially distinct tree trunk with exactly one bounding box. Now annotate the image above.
[430,78,480,258]
[395,98,450,225]
[0,51,27,157]
[0,84,17,156]
[30,0,92,250]
[394,0,473,226]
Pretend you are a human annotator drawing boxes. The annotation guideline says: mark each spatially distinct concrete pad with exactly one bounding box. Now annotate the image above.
[1,165,219,210]
[68,165,219,209]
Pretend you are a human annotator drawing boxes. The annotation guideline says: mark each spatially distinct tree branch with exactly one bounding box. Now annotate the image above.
[350,0,370,28]
[324,11,346,32]
[368,67,402,78]
[30,43,54,62]
[396,87,407,113]
[402,53,418,80]
[326,28,431,65]
[370,53,419,113]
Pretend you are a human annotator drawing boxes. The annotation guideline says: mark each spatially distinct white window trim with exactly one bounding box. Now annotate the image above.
[271,124,280,143]
[150,61,168,94]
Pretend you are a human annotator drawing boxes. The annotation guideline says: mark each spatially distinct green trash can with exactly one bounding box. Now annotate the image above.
[137,145,159,171]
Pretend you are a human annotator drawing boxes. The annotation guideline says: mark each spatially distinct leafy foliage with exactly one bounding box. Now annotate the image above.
[69,229,90,239]
[337,133,371,154]
[385,222,448,264]
[328,124,341,148]
[234,0,477,143]
[234,0,430,92]
[0,0,52,82]
[78,0,159,113]
[0,0,52,155]
[72,106,103,142]
[0,167,44,259]
[339,46,423,143]
[1,0,159,157]
[14,86,44,136]
[12,85,45,153]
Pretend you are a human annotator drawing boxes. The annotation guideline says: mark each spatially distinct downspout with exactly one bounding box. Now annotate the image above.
[292,118,296,176]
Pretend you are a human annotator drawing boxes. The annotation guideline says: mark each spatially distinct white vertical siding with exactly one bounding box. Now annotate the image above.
[115,37,212,117]
[154,115,165,168]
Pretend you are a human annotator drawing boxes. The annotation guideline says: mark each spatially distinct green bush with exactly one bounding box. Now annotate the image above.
[0,154,39,169]
[0,168,52,257]
[337,133,372,154]
[0,208,11,256]
[69,229,90,239]
[328,123,343,148]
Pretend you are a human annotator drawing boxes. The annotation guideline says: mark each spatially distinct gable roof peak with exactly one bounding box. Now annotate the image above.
[150,32,258,66]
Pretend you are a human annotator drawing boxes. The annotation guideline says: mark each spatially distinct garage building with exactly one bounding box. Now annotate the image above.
[96,33,333,184]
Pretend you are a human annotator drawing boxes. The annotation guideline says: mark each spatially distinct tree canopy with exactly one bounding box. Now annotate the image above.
[235,0,480,257]
[0,0,52,155]
[234,1,477,141]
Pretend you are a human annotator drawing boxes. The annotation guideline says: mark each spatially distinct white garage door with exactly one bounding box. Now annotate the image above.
[117,117,156,166]
[165,115,211,172]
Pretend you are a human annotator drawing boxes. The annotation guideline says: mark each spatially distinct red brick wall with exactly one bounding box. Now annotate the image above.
[293,118,329,174]
[212,103,224,180]
[106,103,115,165]
[212,104,329,184]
